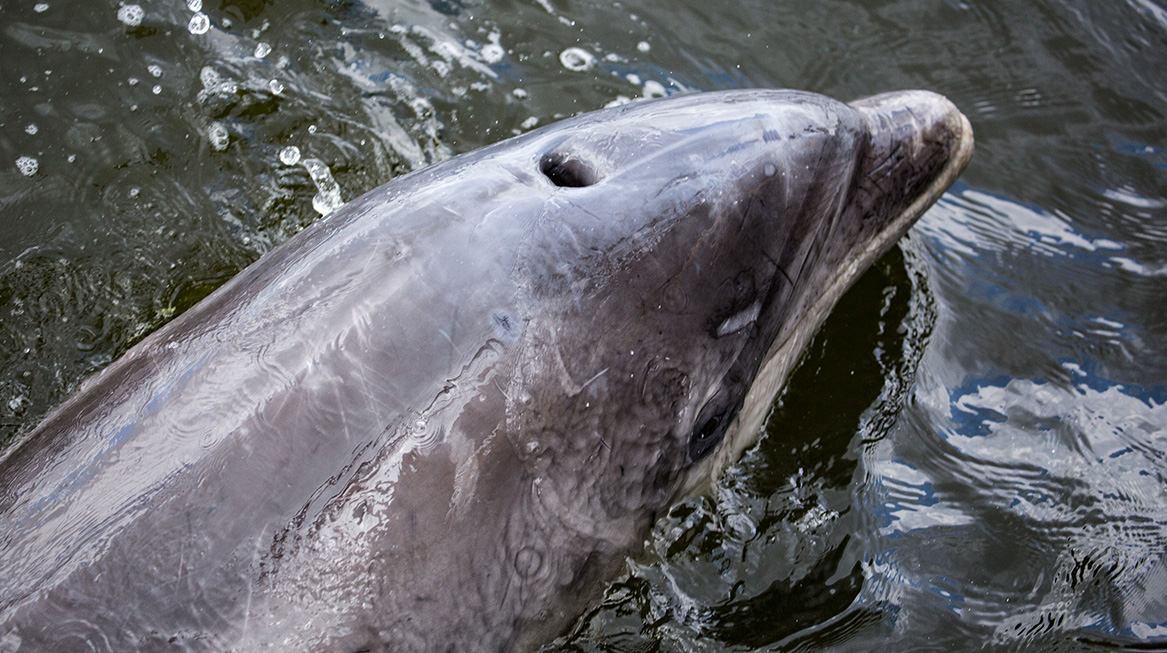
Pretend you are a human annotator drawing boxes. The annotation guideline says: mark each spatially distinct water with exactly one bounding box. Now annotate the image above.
[1,0,1164,649]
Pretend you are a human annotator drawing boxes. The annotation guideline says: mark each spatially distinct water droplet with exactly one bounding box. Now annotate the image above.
[279,145,301,166]
[764,163,776,177]
[116,4,143,27]
[188,12,210,34]
[152,85,161,95]
[186,0,201,10]
[559,47,594,72]
[642,80,666,99]
[34,3,49,12]
[148,64,163,78]
[637,40,651,53]
[254,42,271,58]
[481,43,504,63]
[207,122,229,151]
[302,158,343,216]
[24,124,38,135]
[199,66,221,89]
[268,79,284,95]
[480,31,505,64]
[15,156,38,176]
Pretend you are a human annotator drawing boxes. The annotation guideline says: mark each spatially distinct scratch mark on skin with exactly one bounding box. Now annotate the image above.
[238,524,269,648]
[594,431,611,451]
[492,379,513,403]
[333,385,351,443]
[545,325,585,396]
[581,368,608,389]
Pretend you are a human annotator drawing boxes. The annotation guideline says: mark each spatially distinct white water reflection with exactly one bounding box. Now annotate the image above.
[869,363,1167,642]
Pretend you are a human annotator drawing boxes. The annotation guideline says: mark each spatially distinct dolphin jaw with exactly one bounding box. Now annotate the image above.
[686,91,975,495]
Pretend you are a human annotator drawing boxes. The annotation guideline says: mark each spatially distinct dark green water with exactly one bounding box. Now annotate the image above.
[1,0,1165,649]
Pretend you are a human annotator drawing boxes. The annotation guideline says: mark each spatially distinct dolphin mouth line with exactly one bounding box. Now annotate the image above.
[701,101,975,488]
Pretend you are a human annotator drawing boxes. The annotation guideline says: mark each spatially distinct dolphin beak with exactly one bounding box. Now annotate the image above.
[834,90,974,267]
[850,90,975,224]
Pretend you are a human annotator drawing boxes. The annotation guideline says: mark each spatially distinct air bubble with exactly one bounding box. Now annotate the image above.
[116,4,144,27]
[187,0,201,10]
[148,64,163,78]
[480,31,504,63]
[255,42,272,58]
[16,156,38,176]
[34,3,49,12]
[188,12,210,34]
[25,124,38,135]
[269,79,284,95]
[559,47,594,72]
[279,145,301,166]
[200,67,220,88]
[481,43,504,63]
[207,122,229,151]
[637,41,651,53]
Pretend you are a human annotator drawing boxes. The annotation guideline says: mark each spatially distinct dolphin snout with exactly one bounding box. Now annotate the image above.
[835,89,974,259]
[851,89,975,197]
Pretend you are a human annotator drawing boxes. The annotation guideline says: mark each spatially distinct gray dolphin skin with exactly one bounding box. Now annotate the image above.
[0,89,972,651]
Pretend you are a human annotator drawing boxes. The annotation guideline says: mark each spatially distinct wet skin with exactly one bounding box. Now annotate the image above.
[0,89,972,651]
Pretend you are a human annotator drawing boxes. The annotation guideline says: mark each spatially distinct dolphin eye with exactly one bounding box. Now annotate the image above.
[540,152,600,188]
[689,408,727,462]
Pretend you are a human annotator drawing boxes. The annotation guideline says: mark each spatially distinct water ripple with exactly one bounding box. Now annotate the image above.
[867,367,1167,645]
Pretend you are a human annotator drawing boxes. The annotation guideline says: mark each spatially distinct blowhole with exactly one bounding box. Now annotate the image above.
[539,152,600,188]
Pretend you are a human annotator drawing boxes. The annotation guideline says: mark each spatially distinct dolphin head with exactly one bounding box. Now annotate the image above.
[0,84,972,652]
[242,89,973,650]
[499,89,972,544]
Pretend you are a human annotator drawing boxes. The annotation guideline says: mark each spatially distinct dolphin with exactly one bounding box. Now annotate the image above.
[0,89,972,651]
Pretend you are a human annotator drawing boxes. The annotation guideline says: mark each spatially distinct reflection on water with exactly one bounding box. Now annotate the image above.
[2,0,1166,649]
[863,366,1167,648]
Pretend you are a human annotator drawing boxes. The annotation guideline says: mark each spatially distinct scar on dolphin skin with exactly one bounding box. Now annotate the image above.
[0,89,971,651]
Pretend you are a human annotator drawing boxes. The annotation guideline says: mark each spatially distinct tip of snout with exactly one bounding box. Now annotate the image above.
[841,90,974,257]
[850,89,975,188]
[817,90,972,290]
